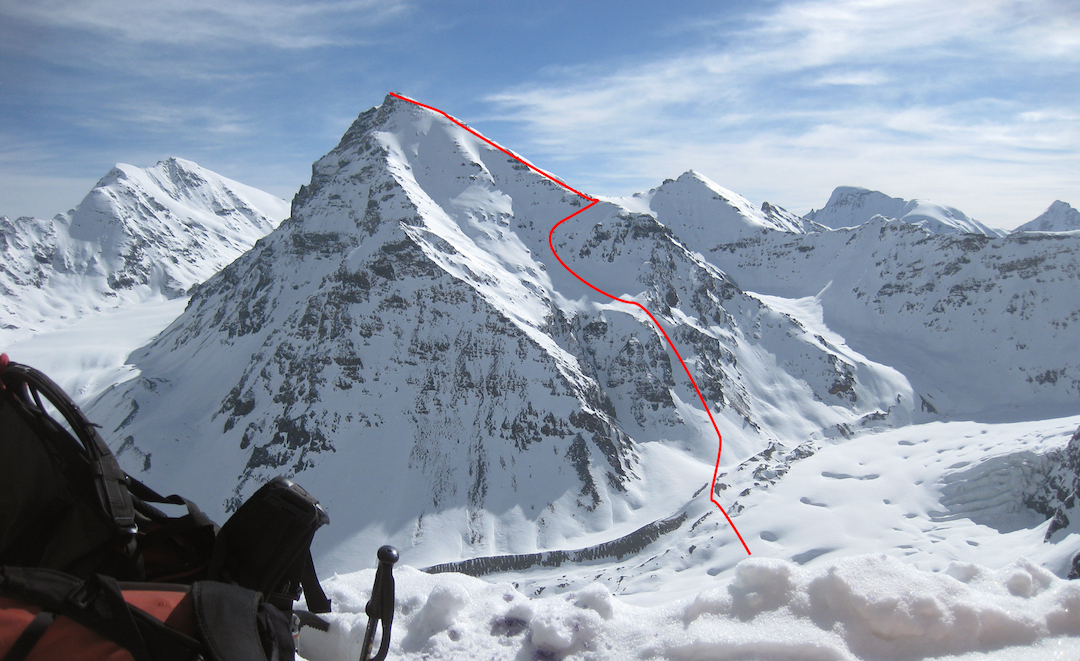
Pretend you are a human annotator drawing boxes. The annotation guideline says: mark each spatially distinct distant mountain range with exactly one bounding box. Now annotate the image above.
[805,186,1008,236]
[3,95,1080,601]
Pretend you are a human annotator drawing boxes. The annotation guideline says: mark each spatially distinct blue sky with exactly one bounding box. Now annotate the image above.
[1,0,1077,229]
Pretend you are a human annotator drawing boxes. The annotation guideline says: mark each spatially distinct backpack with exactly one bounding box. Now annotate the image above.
[0,356,398,660]
[0,567,292,661]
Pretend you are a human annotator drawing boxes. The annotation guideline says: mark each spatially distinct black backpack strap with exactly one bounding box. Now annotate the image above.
[1,362,136,538]
[127,476,214,523]
[0,566,151,661]
[191,581,294,661]
[1,567,214,661]
[2,610,56,661]
[299,551,331,614]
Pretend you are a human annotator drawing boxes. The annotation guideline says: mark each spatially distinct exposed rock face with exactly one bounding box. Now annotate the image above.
[1027,427,1080,544]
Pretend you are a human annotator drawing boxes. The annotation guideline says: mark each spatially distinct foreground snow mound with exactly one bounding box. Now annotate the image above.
[299,554,1080,661]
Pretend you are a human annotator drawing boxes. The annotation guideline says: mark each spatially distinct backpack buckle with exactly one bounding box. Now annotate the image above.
[66,575,100,609]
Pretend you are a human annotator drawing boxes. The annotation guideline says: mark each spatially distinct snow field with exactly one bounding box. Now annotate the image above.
[298,554,1080,661]
[0,296,189,402]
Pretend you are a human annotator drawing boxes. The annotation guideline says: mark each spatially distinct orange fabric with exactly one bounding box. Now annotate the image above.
[1,589,196,660]
[0,596,40,657]
[122,589,196,637]
[23,618,135,661]
[1,595,134,661]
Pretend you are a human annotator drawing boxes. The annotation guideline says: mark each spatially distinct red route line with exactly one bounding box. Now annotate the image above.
[388,92,751,556]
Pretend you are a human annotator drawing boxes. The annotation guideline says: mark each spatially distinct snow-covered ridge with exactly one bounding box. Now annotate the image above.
[805,185,1007,236]
[701,213,1080,420]
[1013,200,1080,233]
[611,170,819,250]
[0,157,287,342]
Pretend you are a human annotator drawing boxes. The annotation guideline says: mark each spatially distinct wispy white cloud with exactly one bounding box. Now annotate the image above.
[486,0,1080,228]
[4,0,1076,227]
[0,0,418,220]
[78,100,254,137]
[1,0,408,50]
[810,71,890,87]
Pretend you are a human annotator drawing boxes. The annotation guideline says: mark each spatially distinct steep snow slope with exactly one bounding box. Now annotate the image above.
[0,157,287,343]
[805,186,1007,236]
[88,95,910,574]
[1014,200,1080,233]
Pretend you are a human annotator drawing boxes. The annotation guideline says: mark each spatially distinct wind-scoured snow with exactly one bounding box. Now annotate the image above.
[496,417,1080,604]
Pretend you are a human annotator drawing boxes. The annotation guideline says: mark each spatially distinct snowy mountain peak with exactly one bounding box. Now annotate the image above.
[0,158,287,340]
[653,170,762,220]
[90,95,923,574]
[643,170,805,249]
[89,95,652,569]
[71,157,284,244]
[806,186,1005,237]
[93,157,204,189]
[1014,200,1080,233]
[75,157,287,285]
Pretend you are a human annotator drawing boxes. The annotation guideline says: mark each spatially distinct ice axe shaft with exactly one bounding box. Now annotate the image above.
[360,545,398,661]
